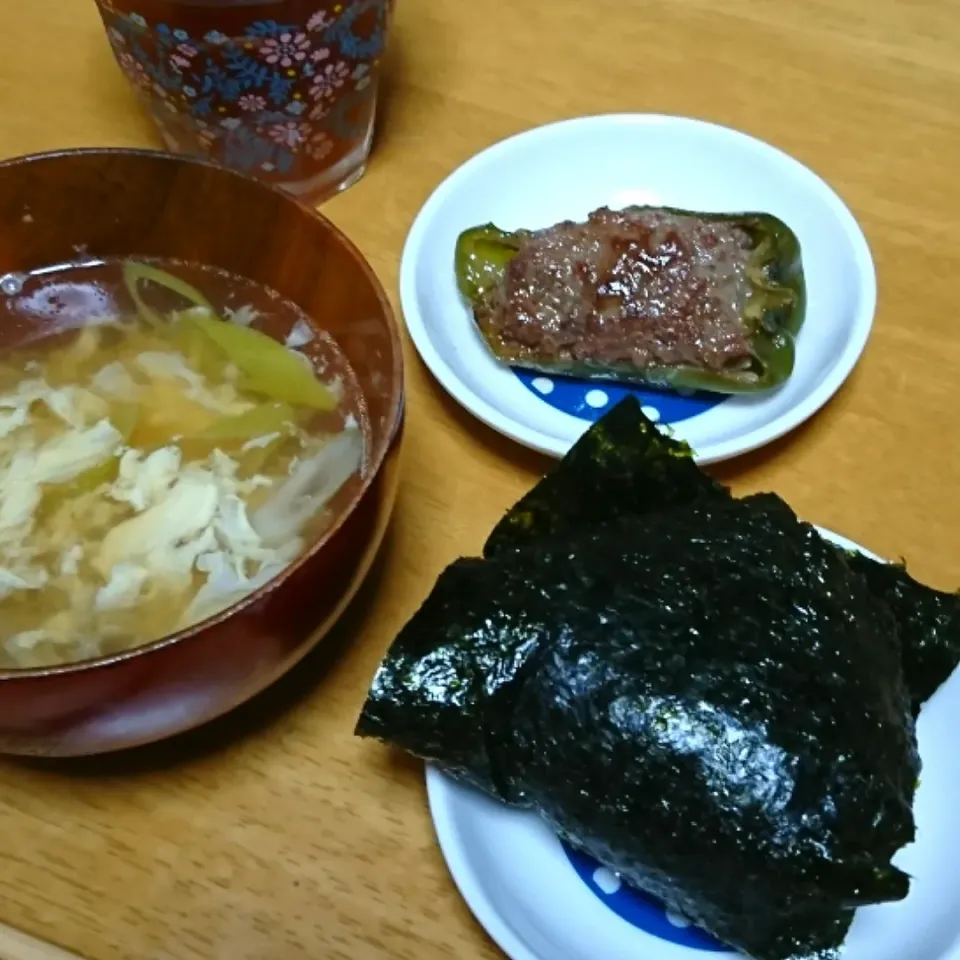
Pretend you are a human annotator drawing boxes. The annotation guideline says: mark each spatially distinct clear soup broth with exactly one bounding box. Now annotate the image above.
[0,258,368,670]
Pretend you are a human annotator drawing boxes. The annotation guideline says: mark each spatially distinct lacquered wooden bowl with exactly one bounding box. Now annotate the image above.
[0,148,404,757]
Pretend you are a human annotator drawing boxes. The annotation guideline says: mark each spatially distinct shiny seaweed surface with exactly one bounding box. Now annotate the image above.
[357,396,960,960]
[483,393,727,557]
[845,554,960,714]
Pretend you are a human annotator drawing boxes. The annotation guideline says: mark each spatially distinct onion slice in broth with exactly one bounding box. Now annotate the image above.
[250,429,364,548]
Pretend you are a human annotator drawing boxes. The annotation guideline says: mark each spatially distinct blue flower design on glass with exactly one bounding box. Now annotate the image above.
[247,20,302,38]
[327,87,375,140]
[105,5,390,180]
[221,47,271,93]
[514,369,726,425]
[325,0,387,59]
[563,843,730,953]
[222,125,275,171]
[268,73,296,106]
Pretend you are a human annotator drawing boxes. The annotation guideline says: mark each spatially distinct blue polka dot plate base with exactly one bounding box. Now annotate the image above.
[426,529,960,960]
[399,114,876,463]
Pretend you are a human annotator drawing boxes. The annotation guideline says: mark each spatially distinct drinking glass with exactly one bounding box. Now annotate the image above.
[94,0,394,203]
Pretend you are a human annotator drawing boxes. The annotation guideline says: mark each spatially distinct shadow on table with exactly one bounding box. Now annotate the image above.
[709,417,819,488]
[370,27,405,160]
[421,369,555,480]
[13,523,397,779]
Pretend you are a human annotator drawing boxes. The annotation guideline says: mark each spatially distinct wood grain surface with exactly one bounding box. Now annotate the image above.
[1,1,959,958]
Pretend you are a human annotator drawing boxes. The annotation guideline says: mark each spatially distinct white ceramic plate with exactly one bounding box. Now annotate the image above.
[400,115,876,463]
[426,529,960,960]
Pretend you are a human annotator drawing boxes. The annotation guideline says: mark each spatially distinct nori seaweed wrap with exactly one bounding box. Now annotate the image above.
[487,397,960,707]
[357,397,959,960]
[844,554,960,713]
[483,391,730,558]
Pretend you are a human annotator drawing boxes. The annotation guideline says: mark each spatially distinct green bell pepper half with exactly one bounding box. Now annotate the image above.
[454,208,806,395]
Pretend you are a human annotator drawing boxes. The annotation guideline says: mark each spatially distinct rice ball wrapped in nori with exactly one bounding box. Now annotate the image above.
[358,494,920,960]
[358,397,960,960]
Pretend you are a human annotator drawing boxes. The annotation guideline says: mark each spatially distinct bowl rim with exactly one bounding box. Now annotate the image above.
[0,146,404,681]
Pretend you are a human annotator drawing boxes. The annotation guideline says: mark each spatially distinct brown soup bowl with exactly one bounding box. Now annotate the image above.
[0,148,403,757]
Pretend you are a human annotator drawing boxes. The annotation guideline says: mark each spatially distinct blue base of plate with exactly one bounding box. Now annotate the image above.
[562,843,728,952]
[515,371,726,426]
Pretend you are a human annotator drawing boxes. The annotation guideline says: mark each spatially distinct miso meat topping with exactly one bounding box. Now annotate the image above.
[486,207,754,370]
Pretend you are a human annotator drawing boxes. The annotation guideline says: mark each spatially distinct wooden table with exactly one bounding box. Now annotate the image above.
[1,1,959,958]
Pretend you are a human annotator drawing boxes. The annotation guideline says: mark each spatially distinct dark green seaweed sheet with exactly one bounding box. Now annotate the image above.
[358,493,919,960]
[483,394,729,558]
[487,396,960,707]
[845,554,960,713]
[357,396,959,960]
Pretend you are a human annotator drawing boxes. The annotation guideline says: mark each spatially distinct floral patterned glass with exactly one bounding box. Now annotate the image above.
[95,0,394,204]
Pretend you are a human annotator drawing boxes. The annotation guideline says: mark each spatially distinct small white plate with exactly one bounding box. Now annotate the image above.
[399,115,876,463]
[426,529,960,960]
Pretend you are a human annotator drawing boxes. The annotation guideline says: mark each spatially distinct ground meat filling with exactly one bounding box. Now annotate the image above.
[477,207,757,372]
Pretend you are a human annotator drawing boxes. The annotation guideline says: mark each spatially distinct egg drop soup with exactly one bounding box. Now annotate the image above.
[0,259,368,670]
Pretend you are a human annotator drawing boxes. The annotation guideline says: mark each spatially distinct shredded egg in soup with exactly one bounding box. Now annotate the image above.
[0,260,367,669]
